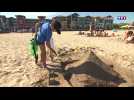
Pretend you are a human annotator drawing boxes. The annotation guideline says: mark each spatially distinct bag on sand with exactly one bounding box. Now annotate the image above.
[29,38,38,64]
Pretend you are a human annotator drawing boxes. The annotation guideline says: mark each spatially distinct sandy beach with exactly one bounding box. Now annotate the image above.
[0,31,134,87]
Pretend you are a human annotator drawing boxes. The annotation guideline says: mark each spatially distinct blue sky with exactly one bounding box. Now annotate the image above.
[0,12,134,23]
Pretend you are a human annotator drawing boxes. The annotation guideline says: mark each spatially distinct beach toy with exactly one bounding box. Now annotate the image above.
[29,38,38,64]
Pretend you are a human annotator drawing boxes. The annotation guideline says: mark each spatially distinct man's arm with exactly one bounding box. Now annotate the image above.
[32,23,39,37]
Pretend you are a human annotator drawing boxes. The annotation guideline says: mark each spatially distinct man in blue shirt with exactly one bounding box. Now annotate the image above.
[35,16,57,68]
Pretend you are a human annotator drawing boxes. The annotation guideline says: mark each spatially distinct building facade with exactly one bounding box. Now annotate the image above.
[104,16,113,30]
[0,14,114,32]
[78,16,92,30]
[56,14,114,31]
[8,17,17,32]
[0,15,10,32]
[56,16,69,31]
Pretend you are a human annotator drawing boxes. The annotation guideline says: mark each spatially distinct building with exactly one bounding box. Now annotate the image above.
[8,17,17,32]
[0,15,52,33]
[90,16,113,30]
[0,15,10,32]
[25,19,38,32]
[15,15,28,32]
[78,16,92,30]
[55,13,114,31]
[15,15,51,32]
[104,16,114,30]
[70,13,79,30]
[56,13,80,31]
[93,16,105,29]
[56,16,69,31]
[0,14,114,32]
[0,15,52,32]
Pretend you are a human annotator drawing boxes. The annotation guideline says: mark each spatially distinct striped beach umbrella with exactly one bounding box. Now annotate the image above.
[120,25,129,29]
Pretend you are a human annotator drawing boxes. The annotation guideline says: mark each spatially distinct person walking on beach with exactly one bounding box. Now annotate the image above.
[34,16,57,68]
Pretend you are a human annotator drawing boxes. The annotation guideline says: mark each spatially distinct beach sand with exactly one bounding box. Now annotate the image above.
[0,31,134,87]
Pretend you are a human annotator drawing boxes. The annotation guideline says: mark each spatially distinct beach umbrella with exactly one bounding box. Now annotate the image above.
[120,25,134,29]
[120,25,129,29]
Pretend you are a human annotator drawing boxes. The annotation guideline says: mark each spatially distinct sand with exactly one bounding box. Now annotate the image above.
[0,31,134,87]
[53,31,134,57]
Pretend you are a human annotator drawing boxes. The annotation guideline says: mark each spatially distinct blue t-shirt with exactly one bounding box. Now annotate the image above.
[36,21,52,44]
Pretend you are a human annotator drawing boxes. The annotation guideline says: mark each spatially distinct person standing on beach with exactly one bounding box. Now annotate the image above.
[49,17,61,61]
[34,16,57,68]
[91,23,95,36]
[124,31,134,43]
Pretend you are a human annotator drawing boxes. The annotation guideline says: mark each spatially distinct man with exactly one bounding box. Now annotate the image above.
[124,31,134,43]
[49,17,62,61]
[34,16,57,68]
[51,17,61,34]
[91,23,95,36]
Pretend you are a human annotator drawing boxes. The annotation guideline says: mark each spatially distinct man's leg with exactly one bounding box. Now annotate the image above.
[50,50,54,61]
[39,43,47,67]
[49,37,55,61]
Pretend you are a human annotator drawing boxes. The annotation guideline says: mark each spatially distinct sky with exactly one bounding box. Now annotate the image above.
[0,12,134,23]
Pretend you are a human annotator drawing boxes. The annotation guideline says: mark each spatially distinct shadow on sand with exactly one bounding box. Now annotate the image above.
[47,51,126,87]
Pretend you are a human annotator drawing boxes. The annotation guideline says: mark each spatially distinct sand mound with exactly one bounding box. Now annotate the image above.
[48,47,126,87]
